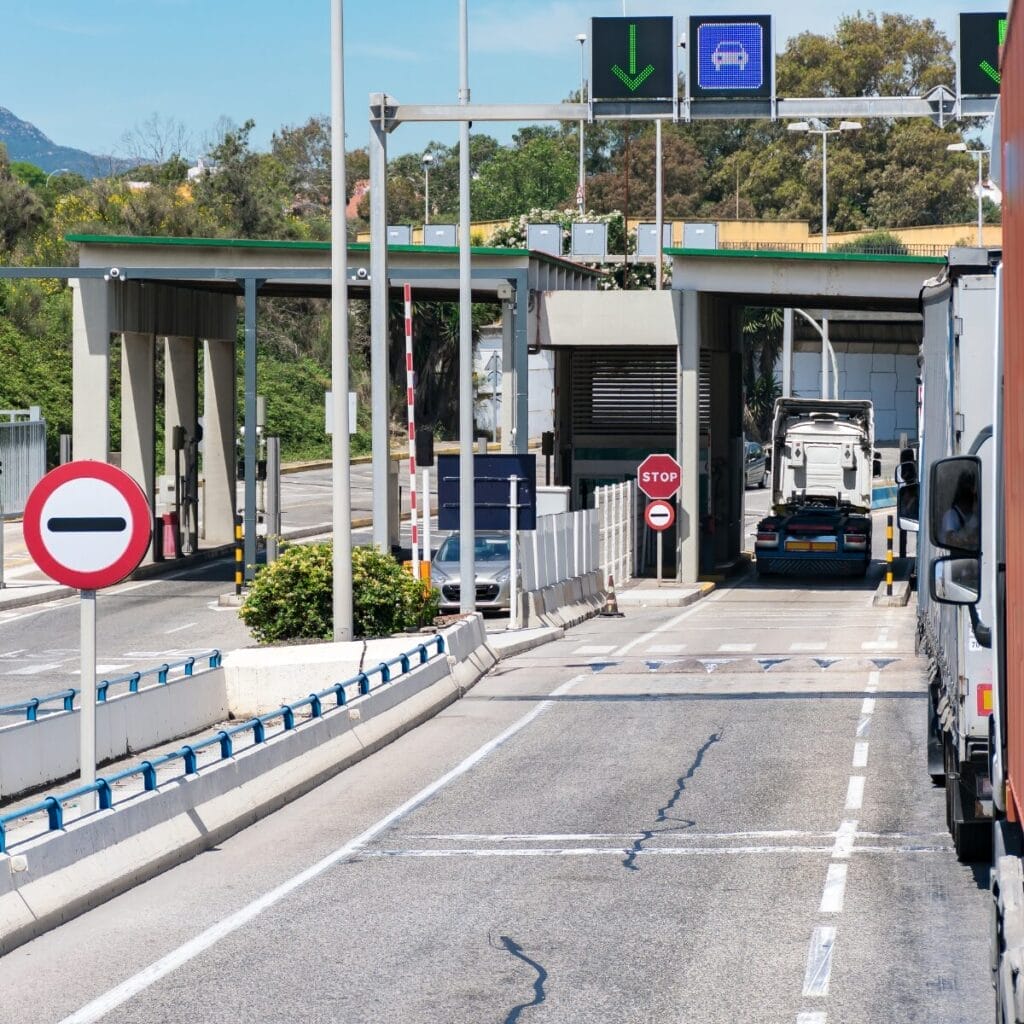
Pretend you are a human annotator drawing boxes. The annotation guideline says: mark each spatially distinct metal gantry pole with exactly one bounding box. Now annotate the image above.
[821,130,829,254]
[331,0,353,640]
[655,118,664,290]
[243,278,258,580]
[404,284,419,579]
[509,475,519,628]
[369,104,390,552]
[578,34,586,214]
[266,435,280,565]
[977,153,985,246]
[458,0,476,615]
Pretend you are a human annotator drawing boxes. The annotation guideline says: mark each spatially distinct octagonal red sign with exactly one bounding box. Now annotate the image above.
[637,453,681,500]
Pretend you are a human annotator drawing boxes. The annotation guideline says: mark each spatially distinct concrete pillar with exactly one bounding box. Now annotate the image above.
[678,290,700,584]
[501,299,515,450]
[70,278,111,461]
[203,337,236,545]
[120,332,156,534]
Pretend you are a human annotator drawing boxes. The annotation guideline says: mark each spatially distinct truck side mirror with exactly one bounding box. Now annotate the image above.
[897,482,919,533]
[895,461,917,485]
[929,455,981,555]
[930,556,980,606]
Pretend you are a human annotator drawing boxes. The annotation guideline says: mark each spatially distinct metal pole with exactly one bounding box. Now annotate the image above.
[977,154,984,246]
[370,106,390,552]
[578,36,586,214]
[424,163,430,226]
[821,130,828,253]
[422,466,432,564]
[491,354,500,442]
[509,475,519,628]
[80,589,97,811]
[266,436,280,565]
[782,308,793,398]
[458,0,476,614]
[886,514,894,596]
[821,317,830,400]
[404,284,419,579]
[0,462,5,591]
[332,0,353,640]
[655,119,664,290]
[234,514,243,596]
[243,278,258,580]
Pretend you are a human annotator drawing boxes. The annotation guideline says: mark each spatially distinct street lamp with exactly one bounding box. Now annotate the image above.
[576,33,587,213]
[421,152,433,226]
[947,142,991,246]
[787,119,862,252]
[45,167,71,187]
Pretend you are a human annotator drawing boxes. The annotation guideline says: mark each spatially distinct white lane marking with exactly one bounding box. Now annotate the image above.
[362,845,839,859]
[790,642,827,652]
[797,1014,827,1024]
[861,641,898,651]
[802,926,836,997]
[648,644,688,654]
[58,673,586,1024]
[613,600,713,658]
[860,697,876,715]
[7,662,63,675]
[407,830,840,842]
[855,716,871,738]
[0,649,27,658]
[845,777,865,811]
[73,665,128,676]
[819,863,848,914]
[718,643,755,652]
[852,742,869,768]
[866,670,880,690]
[165,623,197,635]
[832,820,857,859]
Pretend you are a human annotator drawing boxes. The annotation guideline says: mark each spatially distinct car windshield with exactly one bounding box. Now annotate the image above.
[718,42,743,51]
[436,535,510,562]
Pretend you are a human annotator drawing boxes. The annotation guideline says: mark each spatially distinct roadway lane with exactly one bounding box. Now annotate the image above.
[0,574,988,1023]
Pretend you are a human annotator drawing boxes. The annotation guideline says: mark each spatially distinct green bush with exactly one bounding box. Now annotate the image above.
[239,543,439,643]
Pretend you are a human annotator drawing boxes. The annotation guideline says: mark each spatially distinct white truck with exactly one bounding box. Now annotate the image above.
[912,247,999,863]
[754,398,875,577]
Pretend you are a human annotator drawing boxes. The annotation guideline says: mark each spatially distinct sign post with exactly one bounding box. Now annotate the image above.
[23,461,152,809]
[638,455,681,582]
[644,498,676,582]
[509,475,519,628]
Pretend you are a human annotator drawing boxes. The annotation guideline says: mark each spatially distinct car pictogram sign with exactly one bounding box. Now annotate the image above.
[645,499,675,532]
[24,461,152,590]
[637,453,682,500]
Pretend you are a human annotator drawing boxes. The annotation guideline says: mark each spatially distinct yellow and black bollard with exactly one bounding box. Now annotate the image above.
[234,514,244,596]
[885,514,894,597]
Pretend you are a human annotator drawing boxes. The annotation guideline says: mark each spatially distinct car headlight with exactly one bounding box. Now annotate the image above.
[432,565,450,583]
[493,568,510,583]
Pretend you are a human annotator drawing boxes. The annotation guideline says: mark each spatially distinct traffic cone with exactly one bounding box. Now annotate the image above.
[600,574,624,617]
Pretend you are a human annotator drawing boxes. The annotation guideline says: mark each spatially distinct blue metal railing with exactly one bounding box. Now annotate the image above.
[0,651,223,722]
[0,636,445,853]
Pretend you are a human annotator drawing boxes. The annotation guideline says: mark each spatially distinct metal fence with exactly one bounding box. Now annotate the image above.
[595,481,635,586]
[717,241,950,258]
[518,509,599,592]
[0,409,46,518]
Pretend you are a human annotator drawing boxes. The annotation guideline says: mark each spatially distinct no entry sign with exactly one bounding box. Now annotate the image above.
[645,499,675,532]
[24,461,152,590]
[637,453,681,500]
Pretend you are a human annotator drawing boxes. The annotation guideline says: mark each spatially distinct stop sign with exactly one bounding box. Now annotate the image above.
[637,453,681,499]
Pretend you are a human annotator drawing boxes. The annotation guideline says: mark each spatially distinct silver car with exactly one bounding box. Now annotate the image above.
[432,531,513,612]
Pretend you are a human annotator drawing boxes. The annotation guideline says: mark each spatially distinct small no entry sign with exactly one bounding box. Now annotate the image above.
[645,499,676,532]
[24,461,152,590]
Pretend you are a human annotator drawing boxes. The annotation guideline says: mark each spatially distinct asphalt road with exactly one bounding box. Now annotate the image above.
[0,573,989,1023]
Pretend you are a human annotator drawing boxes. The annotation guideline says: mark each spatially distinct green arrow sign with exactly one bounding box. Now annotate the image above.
[960,12,1008,97]
[611,23,656,93]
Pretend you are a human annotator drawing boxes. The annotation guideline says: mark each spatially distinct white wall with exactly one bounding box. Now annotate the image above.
[475,333,554,441]
[790,349,918,444]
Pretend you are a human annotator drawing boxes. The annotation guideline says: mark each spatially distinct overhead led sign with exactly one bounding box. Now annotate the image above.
[959,12,1008,96]
[591,17,675,102]
[690,15,772,99]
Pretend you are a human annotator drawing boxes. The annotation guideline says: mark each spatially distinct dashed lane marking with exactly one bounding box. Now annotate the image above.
[845,778,865,811]
[819,864,848,914]
[802,926,836,997]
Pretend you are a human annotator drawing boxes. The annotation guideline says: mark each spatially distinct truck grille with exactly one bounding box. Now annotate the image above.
[758,557,867,577]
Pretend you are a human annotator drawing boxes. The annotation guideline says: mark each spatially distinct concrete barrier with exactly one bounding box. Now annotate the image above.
[0,670,229,801]
[0,615,496,956]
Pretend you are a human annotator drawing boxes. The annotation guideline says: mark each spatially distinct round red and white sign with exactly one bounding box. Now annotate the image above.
[24,461,152,590]
[644,499,676,532]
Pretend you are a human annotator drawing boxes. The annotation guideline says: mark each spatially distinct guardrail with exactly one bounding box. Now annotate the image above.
[0,652,223,723]
[0,636,445,853]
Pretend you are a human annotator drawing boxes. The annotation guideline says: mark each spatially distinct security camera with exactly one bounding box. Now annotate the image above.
[108,267,121,279]
[356,267,369,280]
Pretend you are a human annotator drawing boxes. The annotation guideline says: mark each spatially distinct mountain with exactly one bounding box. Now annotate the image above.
[0,106,126,178]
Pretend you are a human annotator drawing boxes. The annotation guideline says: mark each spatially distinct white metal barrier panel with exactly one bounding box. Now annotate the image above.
[595,481,635,586]
[518,508,598,593]
[0,409,47,517]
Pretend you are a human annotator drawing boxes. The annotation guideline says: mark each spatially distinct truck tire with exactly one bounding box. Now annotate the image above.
[947,743,993,862]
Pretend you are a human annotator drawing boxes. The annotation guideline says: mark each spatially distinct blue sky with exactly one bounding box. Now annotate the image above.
[0,1,1004,161]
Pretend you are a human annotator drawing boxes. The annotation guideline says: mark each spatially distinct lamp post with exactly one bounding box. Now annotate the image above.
[421,152,433,226]
[947,142,990,246]
[787,119,862,252]
[576,33,587,214]
[45,167,71,187]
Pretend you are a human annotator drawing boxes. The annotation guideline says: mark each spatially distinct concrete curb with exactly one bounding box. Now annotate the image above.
[872,580,912,607]
[0,615,496,956]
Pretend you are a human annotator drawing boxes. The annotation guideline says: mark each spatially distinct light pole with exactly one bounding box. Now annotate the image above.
[787,119,861,252]
[45,167,71,187]
[421,152,433,226]
[947,142,991,246]
[576,33,587,214]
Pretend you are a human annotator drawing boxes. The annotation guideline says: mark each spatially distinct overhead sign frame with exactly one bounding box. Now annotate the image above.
[958,11,1008,98]
[591,15,676,112]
